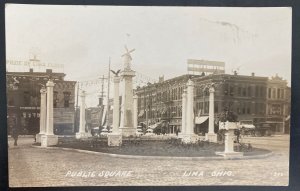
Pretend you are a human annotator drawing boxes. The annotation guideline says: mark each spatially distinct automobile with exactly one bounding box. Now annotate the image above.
[136,128,143,136]
[91,127,100,136]
[145,128,154,136]
[100,127,109,136]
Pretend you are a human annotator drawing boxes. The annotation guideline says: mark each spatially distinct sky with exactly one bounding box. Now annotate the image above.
[5,4,292,106]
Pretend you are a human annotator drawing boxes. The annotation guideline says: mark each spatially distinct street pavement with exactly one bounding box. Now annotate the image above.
[8,135,289,187]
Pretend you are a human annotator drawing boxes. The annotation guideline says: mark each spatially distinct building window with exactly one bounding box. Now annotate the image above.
[224,84,229,95]
[255,86,259,97]
[242,87,246,96]
[54,91,58,108]
[247,102,251,114]
[268,88,271,99]
[214,102,218,113]
[230,85,234,96]
[272,89,276,99]
[23,91,30,106]
[260,86,264,97]
[248,86,252,97]
[64,92,71,107]
[238,87,241,96]
[204,102,209,113]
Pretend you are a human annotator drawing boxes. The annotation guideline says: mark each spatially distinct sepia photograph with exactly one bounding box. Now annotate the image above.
[5,4,291,187]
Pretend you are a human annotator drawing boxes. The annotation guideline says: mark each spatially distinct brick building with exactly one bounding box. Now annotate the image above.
[6,68,76,135]
[134,72,290,135]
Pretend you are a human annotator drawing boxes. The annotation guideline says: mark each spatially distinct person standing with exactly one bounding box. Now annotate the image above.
[10,116,19,146]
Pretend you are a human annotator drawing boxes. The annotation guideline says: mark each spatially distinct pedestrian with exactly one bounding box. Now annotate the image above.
[11,122,19,146]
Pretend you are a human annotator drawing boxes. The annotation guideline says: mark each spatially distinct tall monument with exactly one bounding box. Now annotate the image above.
[119,46,137,137]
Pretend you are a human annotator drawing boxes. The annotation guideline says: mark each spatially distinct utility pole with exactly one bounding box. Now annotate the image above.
[98,75,107,106]
[106,57,111,130]
[74,82,79,133]
[98,75,107,128]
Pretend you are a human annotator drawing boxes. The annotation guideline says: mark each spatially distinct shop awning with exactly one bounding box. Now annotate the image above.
[195,116,209,124]
[138,110,145,117]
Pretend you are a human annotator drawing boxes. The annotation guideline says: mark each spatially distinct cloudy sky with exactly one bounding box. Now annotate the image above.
[5,4,292,106]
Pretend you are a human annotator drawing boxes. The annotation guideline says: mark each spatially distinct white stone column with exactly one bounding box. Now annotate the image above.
[119,70,136,137]
[113,77,120,133]
[46,80,54,135]
[208,87,215,133]
[41,80,58,147]
[79,91,86,133]
[180,80,198,143]
[36,87,47,143]
[76,90,88,139]
[133,95,138,130]
[181,89,187,134]
[186,80,194,134]
[205,86,218,142]
[108,76,122,146]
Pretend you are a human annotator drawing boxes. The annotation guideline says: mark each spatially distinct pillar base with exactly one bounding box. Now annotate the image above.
[215,151,244,159]
[205,133,218,143]
[120,127,137,137]
[75,132,89,139]
[179,134,199,144]
[107,133,122,146]
[36,133,45,143]
[41,134,58,147]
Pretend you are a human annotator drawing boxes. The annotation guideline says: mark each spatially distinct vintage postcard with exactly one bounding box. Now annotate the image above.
[6,4,291,187]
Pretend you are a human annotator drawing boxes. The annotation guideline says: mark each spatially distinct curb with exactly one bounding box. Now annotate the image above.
[31,145,273,161]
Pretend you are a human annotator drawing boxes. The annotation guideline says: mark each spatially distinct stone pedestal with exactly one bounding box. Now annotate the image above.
[108,134,122,146]
[41,134,58,147]
[120,128,136,137]
[216,121,243,159]
[180,134,199,144]
[36,134,43,143]
[205,133,218,143]
[75,132,89,139]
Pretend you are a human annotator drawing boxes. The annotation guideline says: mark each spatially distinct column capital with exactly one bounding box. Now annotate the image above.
[40,87,47,94]
[187,79,194,87]
[209,86,215,93]
[46,80,55,87]
[133,94,138,99]
[80,90,86,97]
[114,76,121,83]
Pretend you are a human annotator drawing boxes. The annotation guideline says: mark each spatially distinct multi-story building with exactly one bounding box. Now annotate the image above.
[6,68,76,135]
[134,72,290,135]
